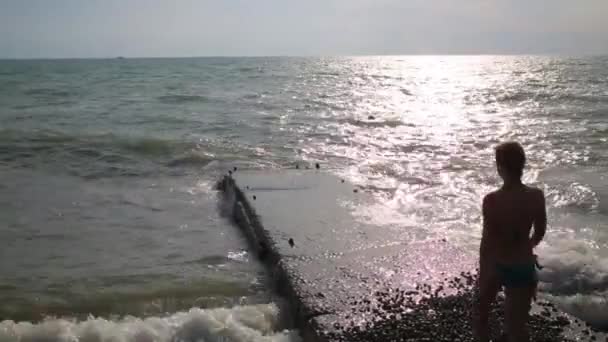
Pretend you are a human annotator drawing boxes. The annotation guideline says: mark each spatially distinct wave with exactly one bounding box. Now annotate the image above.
[508,235,608,330]
[0,130,190,159]
[342,118,409,128]
[116,137,177,156]
[23,88,74,98]
[242,93,263,100]
[0,129,275,178]
[237,66,263,73]
[315,71,341,77]
[546,182,600,212]
[400,88,413,96]
[182,254,243,265]
[547,293,608,330]
[486,90,608,105]
[490,91,534,103]
[526,232,608,330]
[0,304,301,342]
[167,151,214,167]
[354,73,399,81]
[538,240,608,296]
[544,93,608,104]
[0,275,264,323]
[157,94,209,104]
[302,99,346,112]
[0,129,215,178]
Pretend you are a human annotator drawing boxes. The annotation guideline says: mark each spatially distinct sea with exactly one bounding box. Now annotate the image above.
[0,56,607,341]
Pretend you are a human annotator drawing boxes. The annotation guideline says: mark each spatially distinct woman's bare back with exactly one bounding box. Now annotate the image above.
[483,185,546,264]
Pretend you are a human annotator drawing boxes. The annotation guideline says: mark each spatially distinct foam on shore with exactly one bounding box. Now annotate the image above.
[0,304,301,342]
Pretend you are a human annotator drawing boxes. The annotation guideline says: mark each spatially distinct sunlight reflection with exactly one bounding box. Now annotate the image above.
[302,56,591,250]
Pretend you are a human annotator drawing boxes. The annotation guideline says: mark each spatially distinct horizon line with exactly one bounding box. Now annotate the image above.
[1,53,607,61]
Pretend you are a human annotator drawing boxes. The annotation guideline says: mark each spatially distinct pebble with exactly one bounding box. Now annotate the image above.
[326,272,585,342]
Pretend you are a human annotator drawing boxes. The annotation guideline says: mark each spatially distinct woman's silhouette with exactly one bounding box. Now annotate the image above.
[475,142,547,342]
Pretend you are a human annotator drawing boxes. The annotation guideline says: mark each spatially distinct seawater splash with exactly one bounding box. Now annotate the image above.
[0,304,301,342]
[538,240,608,295]
[547,293,608,330]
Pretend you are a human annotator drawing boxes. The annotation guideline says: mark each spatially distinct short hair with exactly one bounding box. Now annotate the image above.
[495,142,526,179]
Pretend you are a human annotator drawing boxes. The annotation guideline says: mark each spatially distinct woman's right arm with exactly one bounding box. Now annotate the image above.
[530,189,547,247]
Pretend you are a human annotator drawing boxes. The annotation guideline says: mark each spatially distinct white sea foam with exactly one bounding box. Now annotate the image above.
[547,293,608,329]
[0,304,301,342]
[537,239,608,295]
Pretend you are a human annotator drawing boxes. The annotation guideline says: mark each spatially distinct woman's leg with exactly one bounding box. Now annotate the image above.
[474,270,500,342]
[504,285,535,342]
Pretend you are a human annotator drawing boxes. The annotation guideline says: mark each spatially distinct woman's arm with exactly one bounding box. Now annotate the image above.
[480,194,494,270]
[530,189,547,247]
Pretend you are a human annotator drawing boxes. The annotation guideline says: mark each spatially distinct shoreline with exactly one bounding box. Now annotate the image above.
[217,171,605,341]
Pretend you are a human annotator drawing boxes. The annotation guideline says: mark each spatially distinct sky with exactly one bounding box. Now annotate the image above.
[1,0,607,58]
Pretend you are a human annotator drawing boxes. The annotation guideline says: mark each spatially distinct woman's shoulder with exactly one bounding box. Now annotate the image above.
[523,185,544,196]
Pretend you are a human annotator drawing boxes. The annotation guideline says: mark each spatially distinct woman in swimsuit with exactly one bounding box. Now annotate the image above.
[475,142,547,342]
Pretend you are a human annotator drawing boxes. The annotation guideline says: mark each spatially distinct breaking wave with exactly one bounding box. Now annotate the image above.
[0,304,301,342]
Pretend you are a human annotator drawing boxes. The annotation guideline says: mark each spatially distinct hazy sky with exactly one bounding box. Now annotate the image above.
[1,0,607,58]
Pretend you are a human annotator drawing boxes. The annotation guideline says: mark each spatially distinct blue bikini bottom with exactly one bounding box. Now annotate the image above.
[496,262,537,288]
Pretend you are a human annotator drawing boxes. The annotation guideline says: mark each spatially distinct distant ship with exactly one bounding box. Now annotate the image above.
[116,56,126,60]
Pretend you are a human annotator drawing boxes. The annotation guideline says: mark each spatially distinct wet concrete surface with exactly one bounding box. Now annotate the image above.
[218,170,605,342]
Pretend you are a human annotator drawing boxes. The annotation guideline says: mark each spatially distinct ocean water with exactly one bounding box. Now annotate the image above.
[0,56,607,339]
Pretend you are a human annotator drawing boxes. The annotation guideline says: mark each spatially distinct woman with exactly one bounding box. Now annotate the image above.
[475,142,547,342]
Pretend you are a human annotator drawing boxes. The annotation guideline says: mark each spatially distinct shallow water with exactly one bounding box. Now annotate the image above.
[1,56,607,338]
